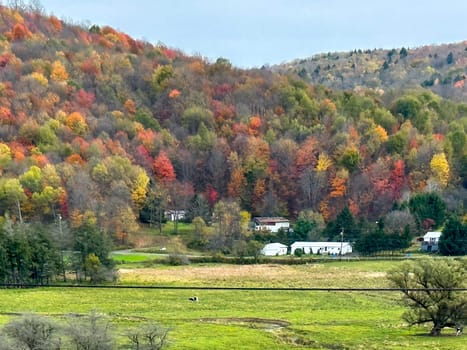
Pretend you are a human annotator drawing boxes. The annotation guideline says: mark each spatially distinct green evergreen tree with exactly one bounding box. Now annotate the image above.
[323,207,359,241]
[72,222,115,282]
[184,194,211,224]
[408,192,446,230]
[439,216,466,255]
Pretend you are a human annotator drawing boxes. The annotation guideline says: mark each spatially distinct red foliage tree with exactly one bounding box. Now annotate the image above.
[80,58,100,76]
[206,184,219,208]
[135,144,153,169]
[153,151,176,183]
[212,100,235,124]
[0,107,14,125]
[389,159,405,200]
[74,89,95,109]
[295,137,318,175]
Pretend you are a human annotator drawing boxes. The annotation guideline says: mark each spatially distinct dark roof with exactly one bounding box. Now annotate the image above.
[254,217,289,224]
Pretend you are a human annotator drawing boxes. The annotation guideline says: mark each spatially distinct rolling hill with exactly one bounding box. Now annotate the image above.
[274,41,467,101]
[0,4,465,246]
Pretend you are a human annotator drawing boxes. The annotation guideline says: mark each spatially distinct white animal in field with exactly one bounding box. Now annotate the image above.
[188,296,198,302]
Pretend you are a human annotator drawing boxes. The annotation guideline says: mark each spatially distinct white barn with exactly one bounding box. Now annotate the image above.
[254,217,290,233]
[421,231,442,252]
[290,241,352,255]
[261,243,288,256]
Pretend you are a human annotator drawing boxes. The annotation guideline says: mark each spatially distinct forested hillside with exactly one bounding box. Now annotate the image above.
[275,42,467,101]
[0,4,466,249]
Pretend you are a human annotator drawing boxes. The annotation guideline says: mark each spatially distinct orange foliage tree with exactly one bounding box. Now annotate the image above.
[11,23,32,40]
[49,16,62,32]
[66,112,88,136]
[330,169,348,198]
[248,115,262,135]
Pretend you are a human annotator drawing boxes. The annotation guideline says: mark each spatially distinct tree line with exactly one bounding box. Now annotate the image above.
[0,215,115,286]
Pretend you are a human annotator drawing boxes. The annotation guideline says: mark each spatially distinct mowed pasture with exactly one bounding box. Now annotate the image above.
[0,260,465,349]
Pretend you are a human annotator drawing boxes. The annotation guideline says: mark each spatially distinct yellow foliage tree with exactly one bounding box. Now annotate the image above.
[240,210,252,236]
[131,170,150,210]
[50,60,68,82]
[152,64,173,92]
[430,152,450,187]
[374,125,388,142]
[30,72,48,86]
[0,142,12,174]
[315,153,333,172]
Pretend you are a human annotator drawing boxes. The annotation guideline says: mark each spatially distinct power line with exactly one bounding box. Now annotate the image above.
[0,284,465,292]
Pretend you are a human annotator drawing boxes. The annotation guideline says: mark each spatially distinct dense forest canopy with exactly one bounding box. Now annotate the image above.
[275,42,467,101]
[0,3,465,249]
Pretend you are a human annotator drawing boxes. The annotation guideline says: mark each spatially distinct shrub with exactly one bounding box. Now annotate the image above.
[294,248,304,257]
[1,313,60,350]
[166,254,190,266]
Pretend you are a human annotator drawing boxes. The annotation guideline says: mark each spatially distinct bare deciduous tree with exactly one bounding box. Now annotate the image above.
[1,313,61,350]
[126,323,169,350]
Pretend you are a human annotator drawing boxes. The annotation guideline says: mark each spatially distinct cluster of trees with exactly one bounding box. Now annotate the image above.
[182,191,464,257]
[278,192,464,256]
[0,216,115,285]
[0,4,464,254]
[0,312,168,349]
[280,43,467,101]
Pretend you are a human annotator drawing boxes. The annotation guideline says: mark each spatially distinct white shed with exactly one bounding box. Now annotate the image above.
[165,210,186,221]
[261,243,288,256]
[421,231,442,252]
[290,241,352,255]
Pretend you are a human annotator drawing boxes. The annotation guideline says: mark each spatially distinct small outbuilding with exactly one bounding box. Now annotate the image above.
[261,243,288,256]
[421,231,442,252]
[290,241,352,255]
[165,210,186,221]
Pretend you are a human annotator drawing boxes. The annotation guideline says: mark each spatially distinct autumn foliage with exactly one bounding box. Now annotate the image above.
[153,151,176,183]
[0,4,464,239]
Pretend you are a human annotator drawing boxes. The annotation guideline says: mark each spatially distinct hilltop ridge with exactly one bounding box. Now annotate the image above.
[274,41,467,101]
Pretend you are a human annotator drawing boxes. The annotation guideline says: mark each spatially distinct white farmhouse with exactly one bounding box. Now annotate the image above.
[290,241,352,255]
[261,243,288,256]
[421,231,442,252]
[254,217,290,233]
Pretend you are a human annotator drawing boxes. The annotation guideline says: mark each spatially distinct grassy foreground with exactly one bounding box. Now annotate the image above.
[0,261,464,349]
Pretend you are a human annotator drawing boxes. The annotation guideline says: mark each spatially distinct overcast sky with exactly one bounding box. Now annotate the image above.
[39,0,467,68]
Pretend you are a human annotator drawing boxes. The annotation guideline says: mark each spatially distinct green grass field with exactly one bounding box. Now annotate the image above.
[0,260,464,349]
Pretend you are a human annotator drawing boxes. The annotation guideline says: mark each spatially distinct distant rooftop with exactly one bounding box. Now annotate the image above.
[254,217,289,224]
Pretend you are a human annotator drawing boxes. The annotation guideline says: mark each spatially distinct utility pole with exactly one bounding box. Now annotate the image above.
[58,214,66,282]
[340,228,344,261]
